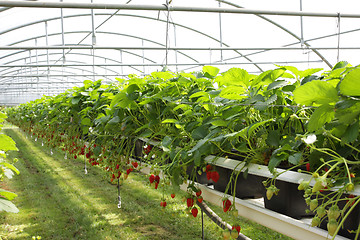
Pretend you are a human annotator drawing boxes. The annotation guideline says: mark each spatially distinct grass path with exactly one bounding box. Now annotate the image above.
[0,128,293,240]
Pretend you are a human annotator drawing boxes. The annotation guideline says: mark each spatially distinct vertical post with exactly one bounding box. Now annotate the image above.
[299,0,304,47]
[142,39,145,74]
[91,0,96,45]
[120,50,123,75]
[60,0,66,62]
[92,48,95,81]
[173,23,178,72]
[218,1,223,62]
[45,21,50,95]
[337,13,341,63]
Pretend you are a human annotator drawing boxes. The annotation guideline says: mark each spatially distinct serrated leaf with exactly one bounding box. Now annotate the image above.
[293,80,339,106]
[340,68,360,96]
[268,154,287,173]
[307,104,335,132]
[288,152,302,165]
[0,134,18,152]
[267,80,288,90]
[266,130,280,147]
[189,91,208,99]
[219,86,246,100]
[342,120,359,144]
[192,126,209,140]
[151,71,174,80]
[203,66,219,77]
[216,68,250,87]
[336,102,360,125]
[0,198,19,213]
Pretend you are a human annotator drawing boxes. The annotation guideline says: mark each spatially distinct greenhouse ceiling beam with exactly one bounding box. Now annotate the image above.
[1,46,359,51]
[0,1,360,18]
[0,13,262,71]
[0,60,324,68]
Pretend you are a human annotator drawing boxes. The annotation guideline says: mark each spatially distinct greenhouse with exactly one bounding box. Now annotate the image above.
[0,0,360,239]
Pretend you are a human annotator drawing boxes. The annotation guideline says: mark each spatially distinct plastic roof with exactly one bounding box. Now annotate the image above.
[1,0,360,105]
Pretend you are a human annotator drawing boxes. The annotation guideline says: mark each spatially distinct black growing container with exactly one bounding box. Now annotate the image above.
[263,180,314,219]
[213,166,265,199]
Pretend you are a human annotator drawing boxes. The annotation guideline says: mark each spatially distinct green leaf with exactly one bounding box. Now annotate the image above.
[239,119,274,139]
[161,136,172,152]
[216,68,250,87]
[266,130,280,148]
[139,129,153,138]
[0,198,19,213]
[107,116,120,125]
[268,154,287,173]
[267,80,287,91]
[342,120,359,144]
[0,134,18,151]
[293,80,339,106]
[210,120,228,127]
[83,79,93,89]
[333,61,349,70]
[162,119,178,124]
[203,66,219,77]
[71,97,81,105]
[194,150,201,167]
[0,189,17,201]
[126,84,140,94]
[307,104,335,132]
[151,71,174,80]
[189,91,208,99]
[219,86,246,100]
[340,68,360,96]
[336,102,360,125]
[81,118,91,126]
[298,68,323,79]
[288,152,302,165]
[192,126,209,140]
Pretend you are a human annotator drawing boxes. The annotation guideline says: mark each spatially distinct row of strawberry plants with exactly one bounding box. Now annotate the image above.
[6,61,360,239]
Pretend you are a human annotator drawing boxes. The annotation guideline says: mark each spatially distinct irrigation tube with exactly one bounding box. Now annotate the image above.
[0,1,360,18]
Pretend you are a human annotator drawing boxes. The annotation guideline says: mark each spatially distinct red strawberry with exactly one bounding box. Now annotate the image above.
[232,225,241,233]
[198,196,203,203]
[132,162,138,168]
[116,164,120,170]
[306,163,310,171]
[196,190,202,197]
[155,182,159,189]
[211,171,220,183]
[160,201,167,207]
[149,174,155,183]
[126,168,132,175]
[171,193,175,198]
[206,171,212,180]
[223,199,231,212]
[154,175,160,183]
[187,198,194,208]
[206,164,212,172]
[74,155,77,159]
[86,152,91,158]
[191,207,198,217]
[112,173,115,179]
[117,171,121,178]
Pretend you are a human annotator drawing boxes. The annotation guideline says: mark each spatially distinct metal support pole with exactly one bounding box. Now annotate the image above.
[218,1,223,62]
[60,0,66,62]
[117,178,121,208]
[337,13,341,62]
[120,50,123,75]
[173,23,178,72]
[299,0,304,47]
[45,21,50,95]
[90,0,96,45]
[142,39,145,74]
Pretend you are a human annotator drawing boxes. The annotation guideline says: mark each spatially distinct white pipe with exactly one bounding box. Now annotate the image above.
[0,1,358,18]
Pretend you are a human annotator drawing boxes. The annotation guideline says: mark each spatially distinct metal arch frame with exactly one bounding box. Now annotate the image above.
[6,30,199,64]
[0,13,263,72]
[214,0,333,68]
[0,59,116,84]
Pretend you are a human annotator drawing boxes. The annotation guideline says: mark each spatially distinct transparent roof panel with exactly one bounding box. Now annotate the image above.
[0,0,360,105]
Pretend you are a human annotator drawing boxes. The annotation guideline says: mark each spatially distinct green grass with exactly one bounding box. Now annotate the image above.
[0,128,293,240]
